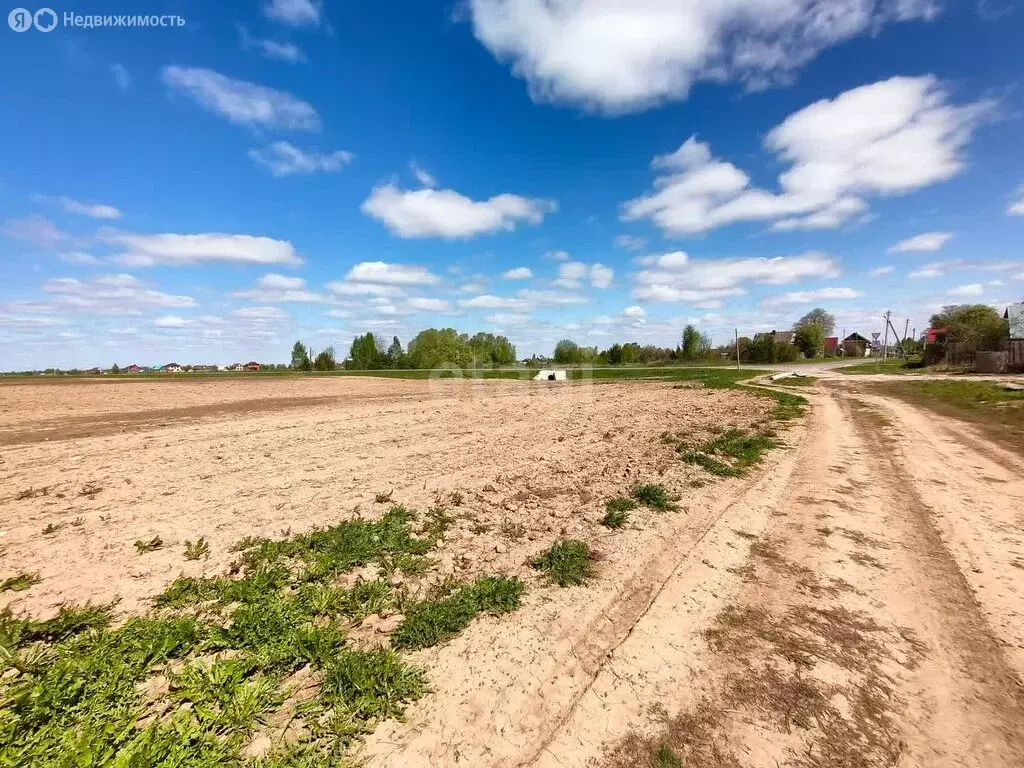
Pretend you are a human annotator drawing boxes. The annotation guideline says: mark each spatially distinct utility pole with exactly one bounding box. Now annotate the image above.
[903,319,911,359]
[882,311,891,362]
[735,328,740,370]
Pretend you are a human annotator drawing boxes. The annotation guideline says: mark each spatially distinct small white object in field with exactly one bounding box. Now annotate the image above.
[771,371,806,381]
[534,369,567,381]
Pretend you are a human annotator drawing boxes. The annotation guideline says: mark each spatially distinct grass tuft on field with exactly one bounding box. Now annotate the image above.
[0,504,524,766]
[0,573,41,593]
[391,575,524,650]
[532,540,596,587]
[678,428,778,478]
[631,484,677,511]
[601,508,630,529]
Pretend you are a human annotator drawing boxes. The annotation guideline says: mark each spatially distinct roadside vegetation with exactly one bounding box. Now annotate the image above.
[867,380,1024,456]
[840,359,925,375]
[0,504,525,766]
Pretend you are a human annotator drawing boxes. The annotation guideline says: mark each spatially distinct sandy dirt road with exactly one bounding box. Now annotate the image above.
[363,380,1024,768]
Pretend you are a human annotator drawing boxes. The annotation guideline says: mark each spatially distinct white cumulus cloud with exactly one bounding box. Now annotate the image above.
[761,287,863,307]
[345,262,441,286]
[1008,187,1024,216]
[239,25,307,63]
[623,77,990,236]
[361,183,556,239]
[555,261,613,289]
[467,0,940,113]
[633,250,840,303]
[110,63,132,91]
[42,274,197,311]
[869,266,895,276]
[58,196,122,220]
[154,315,188,328]
[947,283,984,297]
[162,67,320,131]
[231,274,328,303]
[3,216,69,247]
[888,231,953,253]
[265,0,320,26]
[105,232,303,267]
[249,142,353,177]
[622,306,646,318]
[502,267,533,280]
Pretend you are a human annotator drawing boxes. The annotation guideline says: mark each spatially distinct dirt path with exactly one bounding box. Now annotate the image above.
[366,383,1024,768]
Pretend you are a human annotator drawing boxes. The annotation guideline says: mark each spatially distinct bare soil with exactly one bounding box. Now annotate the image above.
[3,374,1023,767]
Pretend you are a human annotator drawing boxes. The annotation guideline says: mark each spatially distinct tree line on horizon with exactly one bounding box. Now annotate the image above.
[289,329,517,371]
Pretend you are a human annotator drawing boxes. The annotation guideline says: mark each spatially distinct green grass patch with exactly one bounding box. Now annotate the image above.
[391,575,524,650]
[657,745,685,767]
[601,509,630,529]
[0,504,525,765]
[839,358,925,375]
[532,540,596,587]
[0,573,41,593]
[679,428,777,478]
[605,497,638,513]
[631,484,677,511]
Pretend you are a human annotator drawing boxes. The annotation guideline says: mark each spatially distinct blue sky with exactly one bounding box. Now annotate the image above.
[1,0,1023,368]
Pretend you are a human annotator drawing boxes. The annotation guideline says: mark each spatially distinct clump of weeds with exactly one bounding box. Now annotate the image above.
[1,503,525,765]
[500,518,526,540]
[16,486,50,500]
[532,540,597,587]
[183,538,210,561]
[134,536,164,554]
[78,483,103,498]
[0,573,41,593]
[679,429,776,478]
[631,484,678,511]
[601,508,630,529]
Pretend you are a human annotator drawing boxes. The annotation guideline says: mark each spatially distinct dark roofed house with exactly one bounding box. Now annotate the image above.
[842,333,870,358]
[753,330,796,345]
[1006,303,1024,371]
[244,361,261,372]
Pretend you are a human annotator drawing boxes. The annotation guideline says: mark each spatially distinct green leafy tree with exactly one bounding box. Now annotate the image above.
[680,325,712,361]
[385,336,407,368]
[794,308,836,338]
[313,346,337,371]
[621,342,642,364]
[348,333,383,370]
[110,363,120,374]
[794,324,825,358]
[553,339,581,364]
[407,328,471,369]
[467,332,516,367]
[290,341,311,371]
[929,304,1007,351]
[605,343,623,365]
